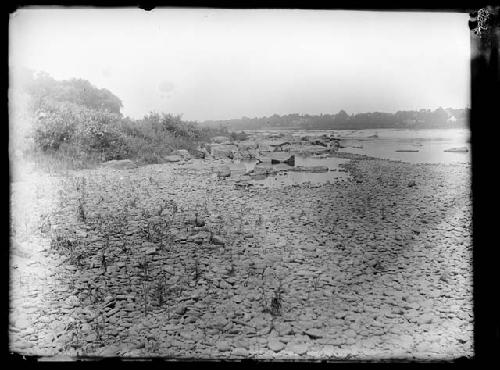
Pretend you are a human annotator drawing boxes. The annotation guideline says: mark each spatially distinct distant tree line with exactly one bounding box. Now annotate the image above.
[201,108,469,131]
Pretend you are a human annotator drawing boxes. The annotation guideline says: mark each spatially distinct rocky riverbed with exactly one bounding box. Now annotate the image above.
[9,155,473,360]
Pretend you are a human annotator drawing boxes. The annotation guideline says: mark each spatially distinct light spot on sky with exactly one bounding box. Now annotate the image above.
[9,8,471,121]
[158,80,175,94]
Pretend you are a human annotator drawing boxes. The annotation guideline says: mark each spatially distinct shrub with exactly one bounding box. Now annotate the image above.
[229,131,249,142]
[33,100,127,162]
[33,101,81,151]
[20,71,229,169]
[74,110,122,152]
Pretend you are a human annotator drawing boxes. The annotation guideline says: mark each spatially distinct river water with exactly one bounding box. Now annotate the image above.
[249,128,471,164]
[336,128,470,164]
[233,128,470,187]
[230,155,351,187]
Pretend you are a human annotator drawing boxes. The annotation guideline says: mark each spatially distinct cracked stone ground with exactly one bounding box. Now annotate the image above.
[9,156,473,360]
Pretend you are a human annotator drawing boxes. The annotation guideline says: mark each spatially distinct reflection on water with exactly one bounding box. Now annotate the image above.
[335,128,470,164]
[227,129,470,187]
[339,139,470,164]
[250,167,350,188]
[229,155,351,187]
[336,128,470,141]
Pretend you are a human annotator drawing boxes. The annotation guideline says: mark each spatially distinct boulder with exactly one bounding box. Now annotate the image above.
[211,235,225,246]
[249,174,267,180]
[171,149,191,159]
[189,231,210,243]
[280,155,295,166]
[239,150,258,159]
[268,339,285,352]
[164,155,182,163]
[216,341,232,352]
[287,342,309,355]
[257,154,272,163]
[216,166,231,178]
[99,345,120,357]
[191,150,206,159]
[308,139,328,147]
[298,145,330,155]
[444,147,468,153]
[258,143,272,152]
[252,165,277,176]
[101,159,137,170]
[210,144,238,159]
[304,328,325,339]
[211,136,231,144]
[228,163,248,176]
[258,140,289,152]
[268,133,284,139]
[232,348,248,356]
[289,166,329,173]
[237,142,258,150]
[258,153,295,165]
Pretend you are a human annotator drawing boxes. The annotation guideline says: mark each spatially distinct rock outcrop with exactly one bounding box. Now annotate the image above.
[210,144,238,159]
[101,159,137,170]
[164,155,182,163]
[444,147,468,153]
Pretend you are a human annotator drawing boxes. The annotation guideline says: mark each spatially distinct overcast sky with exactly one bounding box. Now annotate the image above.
[10,8,470,121]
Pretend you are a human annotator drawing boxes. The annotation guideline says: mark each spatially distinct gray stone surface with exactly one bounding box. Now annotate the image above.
[10,150,473,360]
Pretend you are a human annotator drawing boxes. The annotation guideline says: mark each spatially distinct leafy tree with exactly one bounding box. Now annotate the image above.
[56,79,123,115]
[430,107,449,124]
[21,70,123,115]
[334,110,350,125]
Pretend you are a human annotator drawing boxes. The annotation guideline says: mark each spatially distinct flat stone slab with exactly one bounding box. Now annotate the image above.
[101,159,137,169]
[211,136,231,144]
[216,341,232,352]
[268,339,285,352]
[444,147,468,152]
[216,165,231,178]
[289,166,329,173]
[304,328,326,339]
[287,343,310,355]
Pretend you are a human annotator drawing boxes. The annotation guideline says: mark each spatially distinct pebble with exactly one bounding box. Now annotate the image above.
[14,317,30,330]
[14,339,34,350]
[344,329,357,338]
[232,347,248,356]
[268,339,285,352]
[216,341,232,352]
[100,346,120,357]
[287,343,310,355]
[305,328,325,339]
[179,331,192,340]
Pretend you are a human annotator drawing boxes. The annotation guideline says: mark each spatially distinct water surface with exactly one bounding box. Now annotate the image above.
[337,129,470,164]
[249,128,470,164]
[229,155,350,187]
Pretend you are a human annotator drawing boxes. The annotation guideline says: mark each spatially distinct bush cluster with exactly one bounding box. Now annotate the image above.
[17,70,227,167]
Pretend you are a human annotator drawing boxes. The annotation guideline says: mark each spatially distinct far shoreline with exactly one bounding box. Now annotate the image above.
[240,127,470,131]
